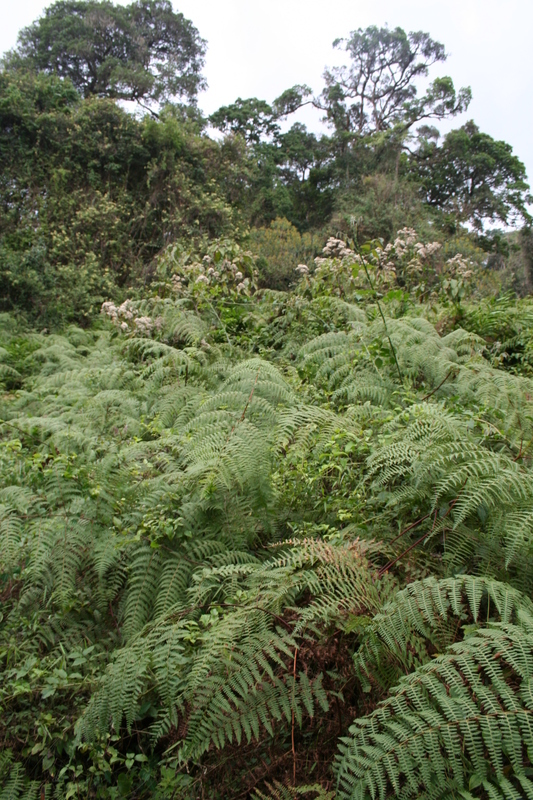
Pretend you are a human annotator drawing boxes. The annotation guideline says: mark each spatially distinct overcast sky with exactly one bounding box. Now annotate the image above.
[2,0,533,184]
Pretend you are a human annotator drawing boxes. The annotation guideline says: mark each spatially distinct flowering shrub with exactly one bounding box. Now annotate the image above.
[297,235,397,299]
[101,240,259,345]
[381,227,441,291]
[296,229,476,307]
[305,237,365,298]
[159,238,258,302]
[100,300,160,335]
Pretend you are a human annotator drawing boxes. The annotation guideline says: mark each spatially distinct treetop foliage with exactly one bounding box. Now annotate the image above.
[6,0,206,104]
[319,25,472,135]
[416,120,532,230]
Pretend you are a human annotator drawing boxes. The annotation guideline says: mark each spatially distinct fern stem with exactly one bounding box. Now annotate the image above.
[421,369,455,400]
[204,297,232,347]
[387,513,432,547]
[379,509,438,576]
[291,647,298,786]
[219,602,293,632]
[225,369,260,443]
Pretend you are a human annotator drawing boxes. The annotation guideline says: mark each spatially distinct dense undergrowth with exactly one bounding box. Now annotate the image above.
[2,233,533,799]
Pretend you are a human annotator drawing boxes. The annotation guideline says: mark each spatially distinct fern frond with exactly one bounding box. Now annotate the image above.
[354,575,533,690]
[0,752,40,800]
[252,781,335,799]
[337,623,533,800]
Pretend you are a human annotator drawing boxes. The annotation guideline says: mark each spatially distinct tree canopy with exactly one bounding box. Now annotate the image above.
[415,121,532,230]
[6,0,206,104]
[0,13,530,312]
[319,25,471,135]
[209,97,280,143]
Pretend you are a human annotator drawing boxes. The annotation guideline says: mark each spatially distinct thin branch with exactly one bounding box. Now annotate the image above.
[379,509,438,577]
[387,513,432,547]
[422,369,455,401]
[136,99,160,119]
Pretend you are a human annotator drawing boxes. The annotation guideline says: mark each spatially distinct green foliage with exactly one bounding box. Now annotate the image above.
[354,575,533,691]
[415,121,532,230]
[5,0,206,104]
[249,218,323,289]
[0,71,246,324]
[253,784,335,800]
[2,248,533,795]
[1,7,533,797]
[337,622,533,799]
[210,97,280,143]
[319,26,470,135]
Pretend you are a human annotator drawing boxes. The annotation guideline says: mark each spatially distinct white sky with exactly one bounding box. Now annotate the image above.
[2,0,533,185]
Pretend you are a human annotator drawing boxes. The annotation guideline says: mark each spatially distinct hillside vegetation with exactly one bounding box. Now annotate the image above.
[1,3,533,798]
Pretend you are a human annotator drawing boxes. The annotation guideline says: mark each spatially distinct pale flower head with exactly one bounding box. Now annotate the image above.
[118,300,134,320]
[446,254,472,278]
[322,237,348,258]
[396,227,417,246]
[134,316,154,333]
[101,301,118,321]
[393,238,407,256]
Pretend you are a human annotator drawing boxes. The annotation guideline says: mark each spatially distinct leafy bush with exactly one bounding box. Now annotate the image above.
[249,218,323,290]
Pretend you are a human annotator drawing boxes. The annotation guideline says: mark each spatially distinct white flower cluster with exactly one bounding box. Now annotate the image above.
[295,264,309,275]
[415,241,441,258]
[314,237,358,270]
[171,255,250,293]
[321,237,354,259]
[101,300,134,322]
[171,274,183,292]
[446,253,473,278]
[383,229,441,265]
[101,300,158,335]
[395,227,417,251]
[397,227,418,244]
[134,316,155,335]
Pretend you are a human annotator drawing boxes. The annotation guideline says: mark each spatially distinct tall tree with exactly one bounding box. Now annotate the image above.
[209,86,313,144]
[209,98,280,143]
[5,0,206,105]
[319,25,471,135]
[414,121,532,230]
